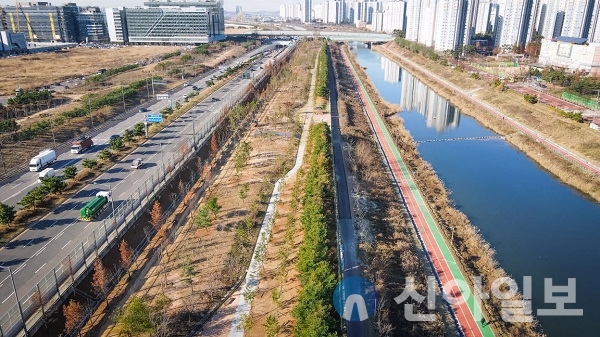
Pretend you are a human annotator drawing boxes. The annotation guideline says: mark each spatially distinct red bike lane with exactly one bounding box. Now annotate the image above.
[342,52,489,337]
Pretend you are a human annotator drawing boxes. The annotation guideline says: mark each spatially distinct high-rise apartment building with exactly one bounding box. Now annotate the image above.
[497,0,533,48]
[405,0,422,41]
[434,0,466,51]
[475,0,493,35]
[303,0,312,22]
[382,1,406,33]
[562,0,595,38]
[418,0,436,48]
[587,0,600,42]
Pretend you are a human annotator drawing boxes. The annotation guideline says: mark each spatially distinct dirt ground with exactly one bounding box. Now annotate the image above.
[0,45,181,95]
[96,40,320,337]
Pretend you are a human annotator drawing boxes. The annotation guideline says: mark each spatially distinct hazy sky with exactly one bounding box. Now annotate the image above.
[0,0,290,12]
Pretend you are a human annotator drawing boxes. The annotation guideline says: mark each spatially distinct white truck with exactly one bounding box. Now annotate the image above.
[37,168,55,183]
[29,149,57,172]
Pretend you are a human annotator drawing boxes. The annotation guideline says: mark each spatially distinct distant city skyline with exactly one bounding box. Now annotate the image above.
[0,0,284,12]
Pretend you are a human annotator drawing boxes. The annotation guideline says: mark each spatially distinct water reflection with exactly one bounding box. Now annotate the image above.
[400,70,460,132]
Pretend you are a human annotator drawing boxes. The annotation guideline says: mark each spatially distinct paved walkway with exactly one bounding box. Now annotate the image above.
[341,49,495,337]
[198,52,327,337]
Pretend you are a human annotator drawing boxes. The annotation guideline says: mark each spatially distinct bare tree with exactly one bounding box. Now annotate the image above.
[63,299,84,336]
[119,240,134,278]
[150,200,164,230]
[91,259,111,306]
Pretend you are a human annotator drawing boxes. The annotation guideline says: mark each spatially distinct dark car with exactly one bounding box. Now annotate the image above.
[139,107,149,112]
[109,134,120,141]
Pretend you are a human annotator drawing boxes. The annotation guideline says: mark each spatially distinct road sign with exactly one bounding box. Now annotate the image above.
[156,94,170,100]
[146,114,163,123]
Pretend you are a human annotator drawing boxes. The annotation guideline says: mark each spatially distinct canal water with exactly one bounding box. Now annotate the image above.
[351,46,600,337]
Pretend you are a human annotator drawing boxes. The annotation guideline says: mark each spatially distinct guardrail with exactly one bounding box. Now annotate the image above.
[0,68,271,337]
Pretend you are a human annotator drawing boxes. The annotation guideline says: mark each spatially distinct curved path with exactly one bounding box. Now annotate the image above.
[380,44,600,177]
[341,50,495,337]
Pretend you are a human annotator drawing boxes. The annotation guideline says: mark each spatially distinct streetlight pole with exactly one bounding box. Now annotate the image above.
[88,96,94,129]
[49,114,56,148]
[121,86,126,113]
[594,89,600,111]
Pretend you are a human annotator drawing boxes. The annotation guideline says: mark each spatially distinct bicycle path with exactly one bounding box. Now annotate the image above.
[341,50,495,337]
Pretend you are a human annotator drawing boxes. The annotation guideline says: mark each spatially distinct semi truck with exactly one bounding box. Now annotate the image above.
[29,149,57,172]
[80,191,111,221]
[37,168,55,183]
[71,136,94,154]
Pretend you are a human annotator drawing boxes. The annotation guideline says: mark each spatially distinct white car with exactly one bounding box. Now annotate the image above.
[130,158,143,169]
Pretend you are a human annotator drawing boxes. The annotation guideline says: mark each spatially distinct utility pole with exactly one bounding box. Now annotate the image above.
[121,86,126,113]
[145,77,150,99]
[594,89,600,111]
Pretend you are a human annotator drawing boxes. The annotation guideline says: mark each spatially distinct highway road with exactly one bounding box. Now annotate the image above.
[342,50,494,337]
[0,47,270,208]
[380,44,600,177]
[0,45,277,333]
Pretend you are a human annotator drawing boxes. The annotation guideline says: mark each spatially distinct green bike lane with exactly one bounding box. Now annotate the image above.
[341,50,494,337]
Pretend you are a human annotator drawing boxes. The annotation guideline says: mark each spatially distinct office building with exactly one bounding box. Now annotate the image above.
[1,2,79,42]
[124,1,225,44]
[77,6,108,42]
[105,8,128,43]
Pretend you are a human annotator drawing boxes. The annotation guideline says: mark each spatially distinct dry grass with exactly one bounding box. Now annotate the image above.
[0,46,181,95]
[374,43,600,203]
[332,43,450,337]
[345,45,543,336]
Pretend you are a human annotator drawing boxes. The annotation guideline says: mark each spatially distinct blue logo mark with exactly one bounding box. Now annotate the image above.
[333,276,378,321]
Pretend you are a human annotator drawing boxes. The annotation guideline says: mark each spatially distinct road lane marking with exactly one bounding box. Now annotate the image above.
[11,182,22,189]
[62,240,72,250]
[13,263,26,274]
[35,263,46,274]
[2,295,14,304]
[33,246,47,257]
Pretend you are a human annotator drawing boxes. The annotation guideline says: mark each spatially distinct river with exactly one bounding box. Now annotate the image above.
[350,45,600,337]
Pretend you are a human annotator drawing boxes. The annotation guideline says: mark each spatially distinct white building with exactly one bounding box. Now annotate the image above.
[434,0,465,51]
[588,1,600,42]
[541,0,565,38]
[538,36,600,76]
[475,0,493,34]
[382,0,406,33]
[303,0,312,22]
[498,0,534,48]
[561,0,594,38]
[405,0,421,41]
[418,0,436,48]
[314,2,326,22]
[105,7,127,43]
[372,11,385,31]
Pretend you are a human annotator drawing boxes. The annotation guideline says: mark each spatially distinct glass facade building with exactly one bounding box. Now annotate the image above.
[125,1,225,44]
[1,2,79,43]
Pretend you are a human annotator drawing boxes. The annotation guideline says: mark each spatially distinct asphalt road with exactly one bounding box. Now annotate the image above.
[328,50,367,337]
[0,45,275,327]
[0,47,271,208]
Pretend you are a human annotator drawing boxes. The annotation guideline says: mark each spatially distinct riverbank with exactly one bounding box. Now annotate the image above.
[344,44,542,336]
[373,42,600,204]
